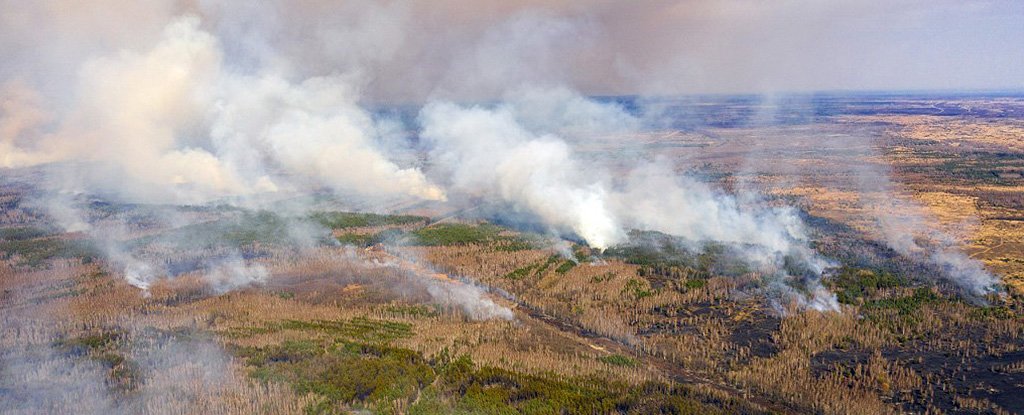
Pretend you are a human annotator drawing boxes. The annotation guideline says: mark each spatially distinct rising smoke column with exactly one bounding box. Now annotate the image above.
[420,100,624,249]
[4,14,444,205]
[420,89,838,310]
[3,14,445,287]
[3,2,999,310]
[857,164,1000,297]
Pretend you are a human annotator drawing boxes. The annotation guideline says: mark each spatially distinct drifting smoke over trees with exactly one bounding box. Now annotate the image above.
[0,1,1001,306]
[0,3,1020,414]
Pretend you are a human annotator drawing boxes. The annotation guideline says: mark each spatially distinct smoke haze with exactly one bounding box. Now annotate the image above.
[1,1,1009,309]
[1,3,1016,413]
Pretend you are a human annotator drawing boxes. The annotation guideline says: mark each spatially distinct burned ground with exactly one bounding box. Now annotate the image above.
[2,94,1023,414]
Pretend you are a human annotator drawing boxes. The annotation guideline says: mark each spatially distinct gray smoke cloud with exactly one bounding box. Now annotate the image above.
[0,262,277,415]
[0,321,267,414]
[1,1,1020,109]
[0,1,1007,313]
[4,15,443,204]
[857,164,1000,297]
[726,102,1001,299]
[331,246,515,321]
[25,3,1021,412]
[420,89,838,310]
[1,2,843,311]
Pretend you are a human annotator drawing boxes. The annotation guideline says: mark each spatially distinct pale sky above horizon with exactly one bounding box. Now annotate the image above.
[1,0,1022,102]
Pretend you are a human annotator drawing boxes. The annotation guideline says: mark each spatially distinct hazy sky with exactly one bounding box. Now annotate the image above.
[1,0,1022,102]
[598,0,1024,95]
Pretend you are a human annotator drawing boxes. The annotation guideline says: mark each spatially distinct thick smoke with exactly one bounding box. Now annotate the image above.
[0,2,1003,311]
[5,3,1011,413]
[0,81,53,168]
[421,90,837,310]
[9,15,443,205]
[3,11,444,294]
[421,100,624,250]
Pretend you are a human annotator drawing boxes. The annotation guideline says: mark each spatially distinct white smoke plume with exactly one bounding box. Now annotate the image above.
[5,14,443,205]
[203,257,269,293]
[1,1,1002,311]
[421,99,624,250]
[0,324,263,414]
[727,103,1001,299]
[345,246,514,321]
[0,81,55,168]
[426,281,515,321]
[4,10,445,291]
[420,90,838,310]
[867,178,1000,297]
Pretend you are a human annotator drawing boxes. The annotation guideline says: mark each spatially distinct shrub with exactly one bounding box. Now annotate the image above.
[0,237,98,267]
[310,211,426,229]
[827,267,903,305]
[598,354,637,367]
[554,260,576,275]
[411,223,503,246]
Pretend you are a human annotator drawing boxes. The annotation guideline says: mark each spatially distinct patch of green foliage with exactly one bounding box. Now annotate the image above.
[860,288,945,342]
[411,223,503,246]
[623,278,654,300]
[311,211,426,229]
[504,256,563,280]
[54,331,121,354]
[382,304,440,319]
[969,305,1016,321]
[598,354,637,367]
[0,226,51,241]
[491,238,535,252]
[606,231,748,277]
[27,278,86,302]
[222,317,412,343]
[683,279,707,290]
[637,264,694,280]
[138,210,427,251]
[133,210,293,249]
[410,223,532,251]
[538,255,561,273]
[504,264,538,280]
[606,243,691,269]
[334,232,376,247]
[240,337,735,415]
[414,359,728,415]
[218,211,294,245]
[590,272,615,283]
[572,246,591,262]
[280,318,413,343]
[925,153,1023,186]
[827,267,904,305]
[335,228,407,247]
[554,260,576,275]
[0,237,98,267]
[241,339,435,414]
[862,287,938,315]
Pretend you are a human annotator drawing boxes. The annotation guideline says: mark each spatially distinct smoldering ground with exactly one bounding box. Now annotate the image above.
[0,254,306,415]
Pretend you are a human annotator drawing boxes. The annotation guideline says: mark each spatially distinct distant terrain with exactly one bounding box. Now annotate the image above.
[2,93,1023,414]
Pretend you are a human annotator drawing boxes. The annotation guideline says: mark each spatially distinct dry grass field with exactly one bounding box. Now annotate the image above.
[2,95,1023,414]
